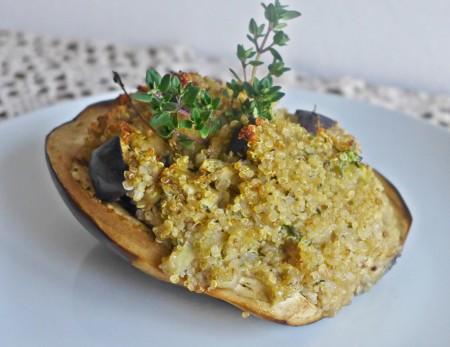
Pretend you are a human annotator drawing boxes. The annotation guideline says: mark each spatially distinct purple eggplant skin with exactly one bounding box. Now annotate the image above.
[294,109,336,134]
[229,117,256,158]
[89,136,127,202]
[45,101,134,263]
[229,126,249,158]
[119,195,138,216]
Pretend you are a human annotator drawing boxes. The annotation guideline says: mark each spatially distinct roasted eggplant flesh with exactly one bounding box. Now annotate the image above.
[294,109,336,134]
[89,136,127,202]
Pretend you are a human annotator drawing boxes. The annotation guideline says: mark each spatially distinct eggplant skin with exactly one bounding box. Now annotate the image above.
[294,109,336,134]
[89,136,127,202]
[229,126,249,158]
[229,117,256,158]
[45,99,412,326]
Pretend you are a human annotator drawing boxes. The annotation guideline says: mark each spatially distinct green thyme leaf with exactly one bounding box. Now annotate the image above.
[170,75,181,91]
[249,18,258,35]
[268,60,290,76]
[146,68,161,88]
[177,134,195,148]
[182,84,200,106]
[237,44,247,61]
[271,91,285,102]
[179,137,194,147]
[248,60,264,66]
[257,24,266,36]
[131,92,153,103]
[281,10,301,20]
[150,111,176,138]
[211,97,221,110]
[246,34,256,44]
[228,1,301,121]
[260,76,272,89]
[162,101,178,111]
[199,126,210,139]
[264,4,278,23]
[178,119,193,129]
[191,108,201,123]
[159,74,171,92]
[273,31,289,46]
[269,48,283,61]
[272,22,287,30]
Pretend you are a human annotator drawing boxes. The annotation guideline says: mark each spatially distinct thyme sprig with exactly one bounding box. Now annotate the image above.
[131,69,221,142]
[115,1,300,144]
[227,1,301,120]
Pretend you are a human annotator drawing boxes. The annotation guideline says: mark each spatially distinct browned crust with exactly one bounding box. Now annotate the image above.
[45,99,412,326]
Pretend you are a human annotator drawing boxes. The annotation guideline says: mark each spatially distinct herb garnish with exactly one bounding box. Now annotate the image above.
[338,150,362,173]
[227,0,301,120]
[131,70,221,143]
[115,1,300,144]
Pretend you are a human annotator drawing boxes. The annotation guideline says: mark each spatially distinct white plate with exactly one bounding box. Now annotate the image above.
[0,91,449,347]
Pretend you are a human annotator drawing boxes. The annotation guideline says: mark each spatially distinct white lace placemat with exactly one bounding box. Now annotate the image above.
[1,30,449,131]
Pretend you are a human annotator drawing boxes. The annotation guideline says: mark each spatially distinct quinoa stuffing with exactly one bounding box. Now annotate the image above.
[73,72,404,317]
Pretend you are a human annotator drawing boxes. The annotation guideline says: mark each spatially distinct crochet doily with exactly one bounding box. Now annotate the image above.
[1,30,449,131]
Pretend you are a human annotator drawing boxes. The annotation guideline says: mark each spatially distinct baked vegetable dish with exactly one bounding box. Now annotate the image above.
[45,1,411,325]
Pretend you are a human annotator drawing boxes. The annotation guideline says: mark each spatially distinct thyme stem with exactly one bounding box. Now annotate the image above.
[250,26,272,82]
[112,71,151,129]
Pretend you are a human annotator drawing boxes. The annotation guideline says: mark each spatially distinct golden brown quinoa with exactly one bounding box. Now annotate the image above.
[75,77,402,317]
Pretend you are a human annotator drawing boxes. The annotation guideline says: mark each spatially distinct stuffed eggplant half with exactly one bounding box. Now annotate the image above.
[46,74,411,326]
[45,2,411,326]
